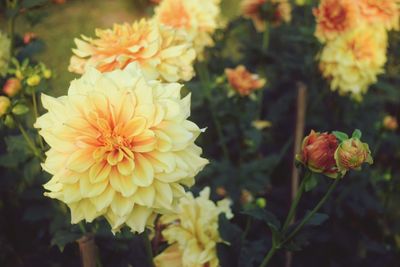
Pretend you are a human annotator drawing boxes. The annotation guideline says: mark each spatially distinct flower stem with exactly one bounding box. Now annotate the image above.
[31,93,45,150]
[142,230,155,267]
[15,119,44,161]
[259,245,277,267]
[282,177,340,244]
[281,171,310,232]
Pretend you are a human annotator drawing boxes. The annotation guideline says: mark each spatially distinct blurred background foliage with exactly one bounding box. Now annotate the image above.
[1,0,400,266]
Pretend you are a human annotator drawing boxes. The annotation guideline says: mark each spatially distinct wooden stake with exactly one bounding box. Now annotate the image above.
[77,233,97,267]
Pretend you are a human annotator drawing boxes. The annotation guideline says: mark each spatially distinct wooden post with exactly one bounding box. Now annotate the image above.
[285,82,307,267]
[77,233,97,267]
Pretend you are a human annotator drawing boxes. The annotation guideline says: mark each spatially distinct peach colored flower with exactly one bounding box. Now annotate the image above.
[319,25,387,100]
[225,65,266,96]
[69,19,196,82]
[241,0,292,32]
[313,0,360,42]
[35,63,208,233]
[3,78,22,97]
[154,0,221,59]
[156,188,232,267]
[23,32,37,44]
[357,0,400,31]
[383,115,398,130]
[297,130,339,178]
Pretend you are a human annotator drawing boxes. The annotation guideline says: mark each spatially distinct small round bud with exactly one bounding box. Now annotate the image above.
[0,96,11,117]
[256,197,267,208]
[3,78,22,97]
[27,74,41,86]
[43,69,52,79]
[383,115,398,131]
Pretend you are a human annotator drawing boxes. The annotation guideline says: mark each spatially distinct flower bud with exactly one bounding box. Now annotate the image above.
[27,74,41,86]
[43,69,52,79]
[383,115,398,131]
[240,189,254,205]
[23,32,37,45]
[334,138,373,174]
[3,78,22,97]
[297,130,339,178]
[0,96,11,117]
[15,70,24,80]
[256,197,267,208]
[216,186,227,197]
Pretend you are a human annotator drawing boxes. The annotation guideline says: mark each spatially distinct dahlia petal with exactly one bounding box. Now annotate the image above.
[90,186,115,211]
[154,130,173,152]
[132,153,154,187]
[67,149,95,172]
[63,183,82,203]
[145,151,176,173]
[107,149,124,166]
[156,169,188,183]
[89,161,112,183]
[111,193,134,217]
[132,186,155,207]
[109,168,138,197]
[80,176,108,198]
[126,205,153,233]
[132,130,156,153]
[122,116,147,137]
[117,158,135,176]
[154,181,173,209]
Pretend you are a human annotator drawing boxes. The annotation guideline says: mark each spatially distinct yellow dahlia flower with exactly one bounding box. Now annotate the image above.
[154,0,221,59]
[35,63,208,233]
[319,26,387,100]
[68,19,196,82]
[0,31,11,77]
[155,187,232,267]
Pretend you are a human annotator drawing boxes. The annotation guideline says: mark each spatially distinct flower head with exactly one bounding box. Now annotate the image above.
[225,65,266,96]
[35,63,208,233]
[155,187,232,267]
[313,0,359,42]
[0,31,11,77]
[319,25,387,100]
[69,19,196,82]
[0,96,11,117]
[358,0,399,31]
[383,115,398,131]
[334,137,373,175]
[3,78,22,97]
[154,0,221,59]
[297,130,339,178]
[241,0,292,32]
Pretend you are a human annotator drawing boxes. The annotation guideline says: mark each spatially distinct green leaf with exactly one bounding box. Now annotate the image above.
[305,212,329,226]
[51,230,81,252]
[217,214,243,267]
[332,131,349,142]
[304,174,319,192]
[241,206,281,231]
[352,129,362,139]
[12,104,29,115]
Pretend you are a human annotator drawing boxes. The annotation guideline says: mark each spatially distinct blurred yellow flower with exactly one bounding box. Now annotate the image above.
[319,26,387,100]
[154,0,221,59]
[156,187,232,267]
[358,0,399,31]
[35,63,208,233]
[0,96,11,117]
[241,0,292,32]
[313,0,359,42]
[252,120,272,130]
[0,31,11,77]
[27,74,41,86]
[69,19,196,82]
[225,65,266,96]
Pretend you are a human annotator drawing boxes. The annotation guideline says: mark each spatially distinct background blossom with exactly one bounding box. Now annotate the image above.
[69,19,196,82]
[155,187,232,267]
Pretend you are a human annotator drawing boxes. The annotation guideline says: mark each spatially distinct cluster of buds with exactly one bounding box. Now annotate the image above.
[297,129,373,178]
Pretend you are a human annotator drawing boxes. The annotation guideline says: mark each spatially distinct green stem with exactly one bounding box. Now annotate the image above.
[259,245,277,267]
[78,222,87,234]
[31,93,45,150]
[257,89,264,120]
[281,171,310,232]
[15,119,44,160]
[6,0,17,56]
[142,231,155,267]
[282,177,340,244]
